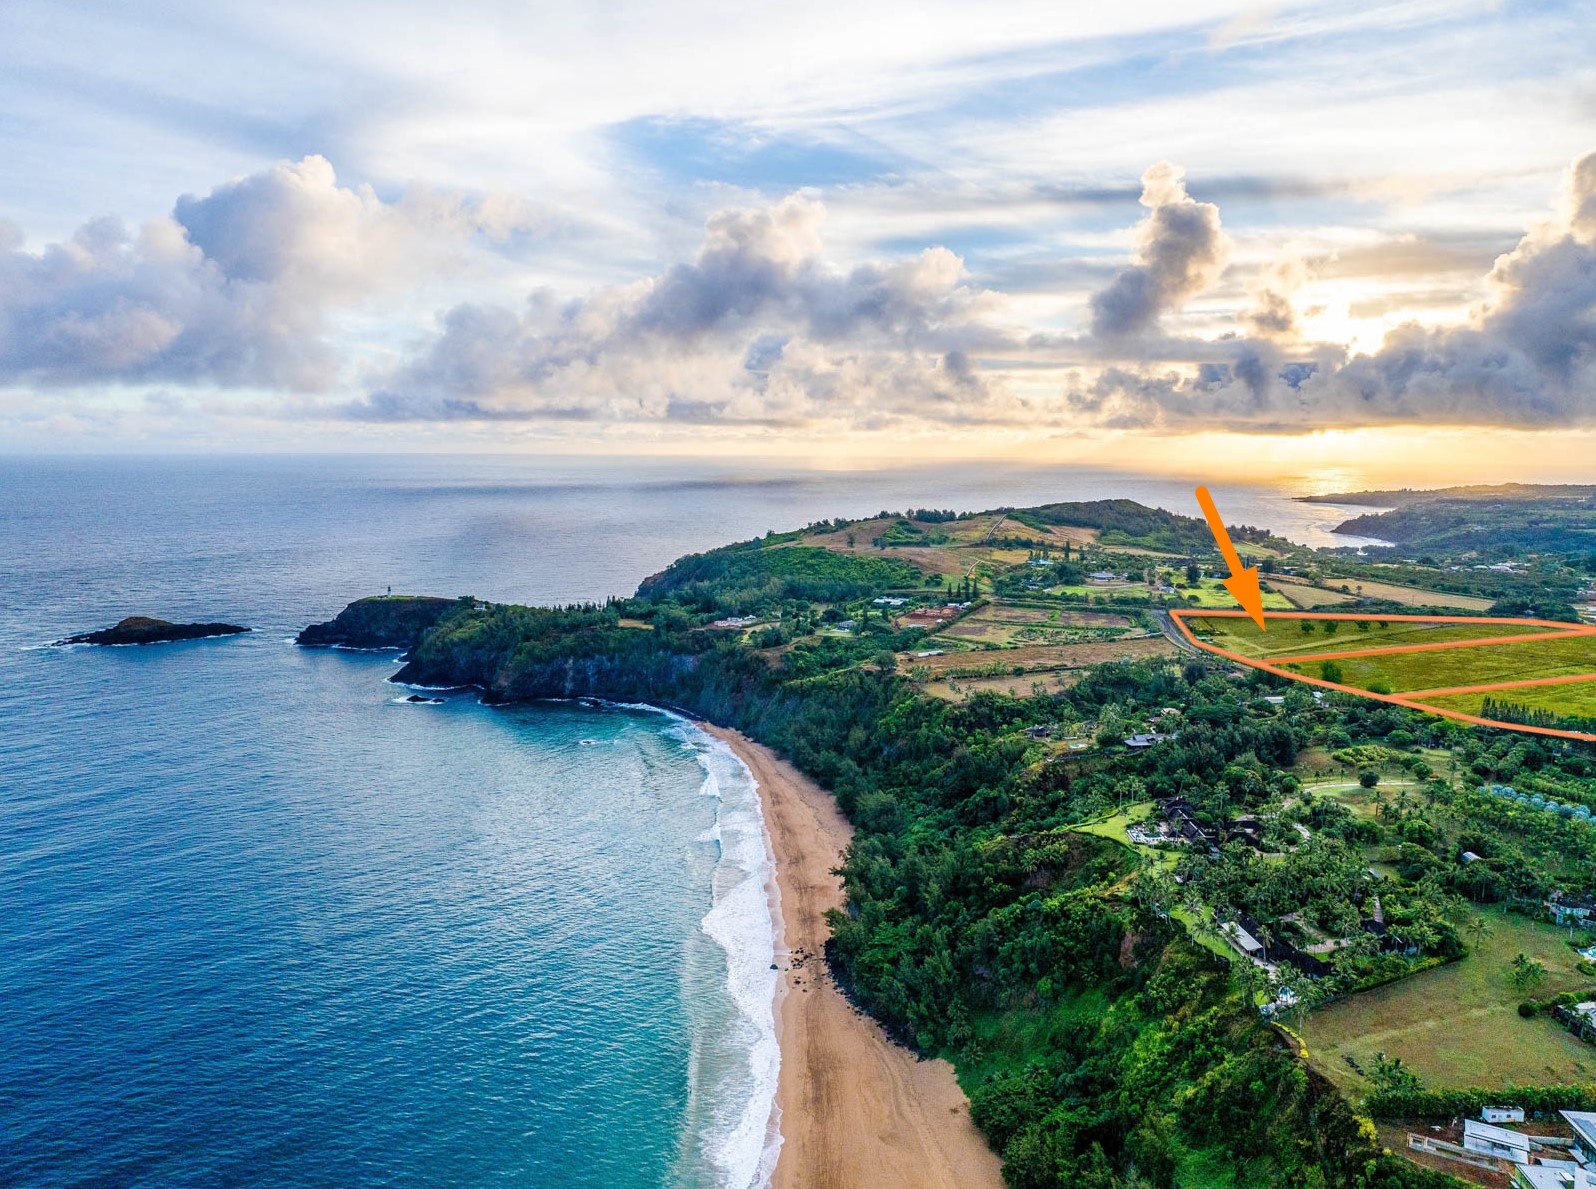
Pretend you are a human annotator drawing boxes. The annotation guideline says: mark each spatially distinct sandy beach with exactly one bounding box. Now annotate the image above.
[700,725,1005,1189]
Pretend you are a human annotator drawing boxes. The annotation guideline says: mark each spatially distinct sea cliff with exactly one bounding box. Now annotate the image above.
[296,595,462,652]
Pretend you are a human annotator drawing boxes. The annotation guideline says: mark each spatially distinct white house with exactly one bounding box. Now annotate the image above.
[1562,1111,1596,1165]
[1464,1119,1532,1164]
[1514,1166,1596,1189]
[1484,1106,1527,1123]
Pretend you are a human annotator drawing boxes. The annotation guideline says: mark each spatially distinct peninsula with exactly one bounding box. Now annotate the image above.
[301,490,1596,1188]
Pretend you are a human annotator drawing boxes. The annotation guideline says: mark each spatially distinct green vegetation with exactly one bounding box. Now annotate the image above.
[1283,632,1596,695]
[1427,681,1596,724]
[1322,486,1596,560]
[1189,616,1550,660]
[639,543,925,609]
[306,491,1596,1187]
[1302,908,1596,1095]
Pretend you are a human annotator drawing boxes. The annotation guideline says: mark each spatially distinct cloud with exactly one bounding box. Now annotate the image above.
[1239,257,1309,340]
[348,193,1017,426]
[0,156,552,391]
[1071,151,1596,430]
[1086,161,1230,338]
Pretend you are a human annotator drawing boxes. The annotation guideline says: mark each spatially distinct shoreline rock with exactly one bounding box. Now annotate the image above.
[297,595,462,652]
[55,617,251,647]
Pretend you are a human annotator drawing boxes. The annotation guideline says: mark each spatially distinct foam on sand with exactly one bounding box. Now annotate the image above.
[671,718,783,1189]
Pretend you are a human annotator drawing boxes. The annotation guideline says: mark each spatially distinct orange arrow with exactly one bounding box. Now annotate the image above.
[1195,486,1266,630]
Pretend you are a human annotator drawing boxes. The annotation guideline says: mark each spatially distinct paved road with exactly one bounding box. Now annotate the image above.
[1154,609,1202,656]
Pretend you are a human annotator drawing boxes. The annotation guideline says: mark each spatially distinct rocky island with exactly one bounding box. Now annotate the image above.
[55,616,251,646]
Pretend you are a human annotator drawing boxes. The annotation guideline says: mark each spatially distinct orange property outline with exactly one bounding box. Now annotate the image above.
[1168,609,1596,744]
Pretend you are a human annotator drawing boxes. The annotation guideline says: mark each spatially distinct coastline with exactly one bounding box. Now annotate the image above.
[700,724,1005,1189]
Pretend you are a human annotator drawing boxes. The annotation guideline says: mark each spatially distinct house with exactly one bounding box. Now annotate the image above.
[872,596,907,607]
[1220,920,1265,958]
[1514,1159,1596,1189]
[1563,1110,1596,1164]
[1549,892,1596,927]
[1262,695,1286,706]
[1484,1106,1526,1124]
[1124,732,1177,749]
[1160,798,1213,847]
[1024,725,1054,740]
[1088,571,1119,583]
[1462,851,1483,864]
[710,615,759,629]
[1228,816,1265,847]
[1463,1119,1532,1164]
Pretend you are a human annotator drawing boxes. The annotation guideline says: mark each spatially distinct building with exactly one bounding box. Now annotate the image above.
[1220,920,1265,959]
[1484,1106,1527,1124]
[1550,892,1596,927]
[1463,1119,1532,1164]
[1515,1167,1596,1189]
[1562,1110,1596,1165]
[1124,732,1175,749]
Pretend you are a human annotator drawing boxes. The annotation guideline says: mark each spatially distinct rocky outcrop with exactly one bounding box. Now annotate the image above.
[55,616,250,646]
[296,595,462,652]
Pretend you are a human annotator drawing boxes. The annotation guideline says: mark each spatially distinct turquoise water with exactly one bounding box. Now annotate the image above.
[0,455,1381,1187]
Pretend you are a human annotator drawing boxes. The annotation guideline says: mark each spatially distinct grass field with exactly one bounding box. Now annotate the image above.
[1270,574,1495,611]
[1301,908,1596,1096]
[1425,680,1596,719]
[1179,612,1596,738]
[1283,633,1596,694]
[1177,580,1295,610]
[1188,616,1548,661]
[1270,577,1354,609]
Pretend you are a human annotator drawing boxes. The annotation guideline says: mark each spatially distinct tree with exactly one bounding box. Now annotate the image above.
[1359,770,1380,789]
[873,650,897,673]
[1369,1051,1424,1094]
[1509,952,1548,993]
[1465,914,1492,954]
[1185,562,1200,586]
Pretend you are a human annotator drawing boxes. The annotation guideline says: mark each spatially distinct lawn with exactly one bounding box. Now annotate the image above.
[1283,633,1596,694]
[1176,580,1294,611]
[1301,907,1596,1097]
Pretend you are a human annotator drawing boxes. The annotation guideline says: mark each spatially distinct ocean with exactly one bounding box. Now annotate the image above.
[0,454,1388,1188]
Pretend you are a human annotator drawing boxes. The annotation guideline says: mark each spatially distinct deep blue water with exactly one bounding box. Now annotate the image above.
[0,455,1387,1188]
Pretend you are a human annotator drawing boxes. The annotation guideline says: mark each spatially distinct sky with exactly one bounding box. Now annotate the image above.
[2,0,1595,475]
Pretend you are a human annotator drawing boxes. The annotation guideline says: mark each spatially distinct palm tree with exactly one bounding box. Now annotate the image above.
[1466,915,1492,954]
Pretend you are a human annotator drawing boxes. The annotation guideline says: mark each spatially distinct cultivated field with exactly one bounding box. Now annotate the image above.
[1302,909,1596,1096]
[908,636,1176,677]
[1269,577,1354,609]
[1270,573,1494,611]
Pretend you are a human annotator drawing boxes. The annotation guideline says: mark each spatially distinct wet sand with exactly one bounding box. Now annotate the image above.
[700,725,1005,1189]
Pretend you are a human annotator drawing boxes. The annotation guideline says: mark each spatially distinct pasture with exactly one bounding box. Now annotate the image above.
[1283,632,1596,694]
